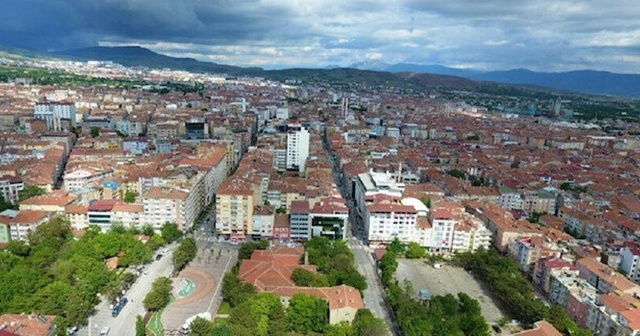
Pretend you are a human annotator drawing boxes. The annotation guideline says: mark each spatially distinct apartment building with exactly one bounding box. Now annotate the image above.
[290,200,311,240]
[252,205,275,238]
[142,186,189,231]
[366,202,418,244]
[0,175,23,204]
[354,171,405,219]
[216,178,256,235]
[620,244,640,283]
[286,124,310,172]
[0,210,51,241]
[34,100,77,131]
[66,204,89,230]
[111,203,144,229]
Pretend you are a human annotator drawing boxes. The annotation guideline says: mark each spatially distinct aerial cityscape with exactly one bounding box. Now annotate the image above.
[1,1,640,336]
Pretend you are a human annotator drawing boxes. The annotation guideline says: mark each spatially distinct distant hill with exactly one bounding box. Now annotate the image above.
[46,46,640,98]
[51,46,475,90]
[52,46,251,75]
[353,61,640,98]
[469,69,640,98]
[387,63,480,78]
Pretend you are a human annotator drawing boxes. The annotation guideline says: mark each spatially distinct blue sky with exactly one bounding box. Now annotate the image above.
[1,0,639,72]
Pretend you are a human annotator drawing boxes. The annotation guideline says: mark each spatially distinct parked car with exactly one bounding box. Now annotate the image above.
[155,254,163,261]
[100,327,110,336]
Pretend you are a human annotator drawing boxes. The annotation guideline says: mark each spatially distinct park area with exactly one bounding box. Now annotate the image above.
[395,259,506,323]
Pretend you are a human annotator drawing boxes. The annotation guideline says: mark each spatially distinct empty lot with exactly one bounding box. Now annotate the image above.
[395,259,505,323]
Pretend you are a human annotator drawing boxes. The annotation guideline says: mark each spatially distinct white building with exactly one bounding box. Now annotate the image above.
[63,169,104,191]
[253,206,275,238]
[0,175,23,204]
[620,245,640,283]
[286,124,309,172]
[34,101,77,131]
[354,171,405,219]
[365,203,418,243]
[428,209,457,253]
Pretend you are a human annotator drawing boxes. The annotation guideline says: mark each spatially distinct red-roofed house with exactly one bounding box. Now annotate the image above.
[0,314,57,336]
[238,247,364,324]
[512,321,562,336]
[0,210,51,241]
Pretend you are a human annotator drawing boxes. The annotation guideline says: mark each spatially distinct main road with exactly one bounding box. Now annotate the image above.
[78,243,177,336]
[323,131,398,335]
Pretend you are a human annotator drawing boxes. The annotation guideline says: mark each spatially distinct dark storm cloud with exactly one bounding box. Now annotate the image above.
[0,0,296,49]
[0,0,639,72]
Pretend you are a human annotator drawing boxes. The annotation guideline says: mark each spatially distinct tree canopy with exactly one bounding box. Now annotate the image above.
[160,222,183,242]
[143,277,173,311]
[0,216,158,332]
[303,236,367,292]
[173,238,197,272]
[18,185,47,202]
[287,293,328,334]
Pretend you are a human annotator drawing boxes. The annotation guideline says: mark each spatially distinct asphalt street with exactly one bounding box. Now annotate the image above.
[77,243,177,336]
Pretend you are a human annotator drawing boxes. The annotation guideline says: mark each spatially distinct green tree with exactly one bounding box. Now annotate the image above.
[324,321,355,336]
[404,242,427,259]
[352,309,389,336]
[221,272,257,307]
[292,268,330,287]
[142,224,155,236]
[18,185,47,202]
[447,169,467,179]
[143,277,172,311]
[190,317,214,336]
[378,252,398,287]
[0,195,16,212]
[420,196,431,208]
[173,238,197,272]
[238,240,269,261]
[387,238,405,256]
[124,191,137,203]
[90,127,100,138]
[160,222,183,242]
[287,293,328,334]
[5,240,31,257]
[147,234,165,251]
[135,315,146,336]
[110,222,127,234]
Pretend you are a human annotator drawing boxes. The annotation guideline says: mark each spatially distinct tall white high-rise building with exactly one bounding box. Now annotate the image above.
[286,124,310,172]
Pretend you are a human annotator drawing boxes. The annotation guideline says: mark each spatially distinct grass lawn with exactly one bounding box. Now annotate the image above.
[217,302,231,315]
[147,294,175,336]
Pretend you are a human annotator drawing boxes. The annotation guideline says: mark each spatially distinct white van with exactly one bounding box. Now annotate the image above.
[434,263,443,269]
[99,327,110,336]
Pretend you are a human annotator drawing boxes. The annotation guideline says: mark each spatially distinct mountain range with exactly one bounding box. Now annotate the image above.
[350,62,640,98]
[43,46,640,98]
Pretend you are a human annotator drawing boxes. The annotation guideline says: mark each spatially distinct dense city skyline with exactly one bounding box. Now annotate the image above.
[1,1,640,72]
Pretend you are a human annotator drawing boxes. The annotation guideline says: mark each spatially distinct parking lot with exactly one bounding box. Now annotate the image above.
[395,259,505,323]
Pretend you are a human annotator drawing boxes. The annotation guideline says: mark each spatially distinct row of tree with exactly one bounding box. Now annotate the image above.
[379,251,491,336]
[453,248,592,335]
[302,236,367,292]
